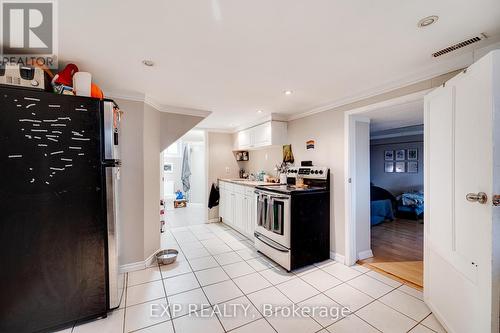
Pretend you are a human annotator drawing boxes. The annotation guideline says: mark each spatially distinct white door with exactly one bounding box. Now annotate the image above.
[424,50,499,333]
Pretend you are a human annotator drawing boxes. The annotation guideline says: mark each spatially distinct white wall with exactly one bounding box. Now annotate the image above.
[117,99,145,264]
[235,145,283,177]
[286,70,461,259]
[143,103,161,259]
[207,132,240,220]
[189,142,206,204]
[117,99,204,266]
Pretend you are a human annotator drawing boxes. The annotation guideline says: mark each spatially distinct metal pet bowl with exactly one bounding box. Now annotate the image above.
[156,249,179,265]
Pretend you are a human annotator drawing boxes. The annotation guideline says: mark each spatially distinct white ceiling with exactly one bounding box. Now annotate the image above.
[59,0,500,130]
[368,100,424,133]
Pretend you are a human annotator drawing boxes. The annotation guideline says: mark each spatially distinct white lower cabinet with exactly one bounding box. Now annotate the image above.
[219,181,257,239]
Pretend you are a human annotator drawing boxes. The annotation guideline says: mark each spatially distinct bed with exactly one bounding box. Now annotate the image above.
[396,192,424,220]
[370,185,396,226]
[371,199,394,225]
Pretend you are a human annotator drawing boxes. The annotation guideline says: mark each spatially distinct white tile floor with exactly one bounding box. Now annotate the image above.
[60,223,447,333]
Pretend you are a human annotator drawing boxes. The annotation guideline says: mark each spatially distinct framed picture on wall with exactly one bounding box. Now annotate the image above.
[395,162,406,173]
[384,150,394,161]
[407,161,418,173]
[164,163,173,173]
[384,162,394,173]
[408,148,418,160]
[395,149,406,161]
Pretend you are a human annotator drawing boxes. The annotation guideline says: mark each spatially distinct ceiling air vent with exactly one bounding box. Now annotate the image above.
[432,34,486,58]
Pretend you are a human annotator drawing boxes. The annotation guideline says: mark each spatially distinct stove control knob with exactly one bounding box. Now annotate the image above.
[319,170,324,174]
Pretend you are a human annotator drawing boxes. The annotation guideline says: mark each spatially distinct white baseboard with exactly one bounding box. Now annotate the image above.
[119,248,161,273]
[358,249,374,260]
[330,251,346,265]
[119,261,146,273]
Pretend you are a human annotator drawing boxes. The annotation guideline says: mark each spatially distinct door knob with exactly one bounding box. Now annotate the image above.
[466,192,488,204]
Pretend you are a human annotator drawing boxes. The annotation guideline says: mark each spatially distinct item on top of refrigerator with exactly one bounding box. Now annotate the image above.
[73,72,92,97]
[91,82,104,99]
[53,64,79,86]
[0,63,52,90]
[53,84,74,95]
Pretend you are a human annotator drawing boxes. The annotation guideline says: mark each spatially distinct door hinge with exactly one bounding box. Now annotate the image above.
[348,178,352,184]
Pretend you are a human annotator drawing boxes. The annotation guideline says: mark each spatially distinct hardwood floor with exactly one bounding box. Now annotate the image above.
[359,218,424,287]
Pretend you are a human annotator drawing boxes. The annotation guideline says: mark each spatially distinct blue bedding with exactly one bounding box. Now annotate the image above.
[397,192,424,217]
[371,199,394,225]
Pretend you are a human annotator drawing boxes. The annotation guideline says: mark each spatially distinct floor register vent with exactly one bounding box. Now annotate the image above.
[432,34,487,58]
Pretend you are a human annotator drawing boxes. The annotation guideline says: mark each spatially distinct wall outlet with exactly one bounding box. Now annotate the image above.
[265,153,268,160]
[225,167,230,174]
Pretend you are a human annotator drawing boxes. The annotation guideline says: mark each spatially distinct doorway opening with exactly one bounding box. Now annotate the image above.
[161,129,208,228]
[345,91,428,289]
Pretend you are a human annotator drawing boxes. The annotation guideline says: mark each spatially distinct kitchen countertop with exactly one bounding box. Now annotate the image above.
[219,179,278,187]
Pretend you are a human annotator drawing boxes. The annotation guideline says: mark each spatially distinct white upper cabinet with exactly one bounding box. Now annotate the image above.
[237,129,251,149]
[234,121,287,150]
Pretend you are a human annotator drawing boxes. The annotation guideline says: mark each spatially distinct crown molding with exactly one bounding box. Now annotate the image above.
[286,66,461,122]
[144,95,212,118]
[105,91,212,118]
[287,39,500,122]
[197,127,235,134]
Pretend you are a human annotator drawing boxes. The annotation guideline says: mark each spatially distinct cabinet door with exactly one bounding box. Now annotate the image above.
[225,191,232,225]
[234,193,243,231]
[243,194,254,238]
[242,196,249,235]
[227,192,236,227]
[219,188,225,220]
[238,129,251,149]
[249,194,256,237]
[252,122,272,147]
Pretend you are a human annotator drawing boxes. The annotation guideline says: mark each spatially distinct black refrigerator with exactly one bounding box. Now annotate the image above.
[0,85,124,333]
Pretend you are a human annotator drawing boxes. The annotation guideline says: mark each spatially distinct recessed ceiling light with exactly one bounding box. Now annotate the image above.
[257,110,263,113]
[417,15,438,28]
[142,60,154,67]
[284,90,292,95]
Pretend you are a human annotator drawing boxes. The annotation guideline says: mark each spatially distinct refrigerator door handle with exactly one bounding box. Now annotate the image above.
[105,166,123,309]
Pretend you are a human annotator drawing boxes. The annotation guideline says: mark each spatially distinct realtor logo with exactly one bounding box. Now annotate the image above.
[1,0,57,67]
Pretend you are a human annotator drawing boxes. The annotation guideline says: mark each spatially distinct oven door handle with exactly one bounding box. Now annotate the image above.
[270,196,290,200]
[254,233,289,252]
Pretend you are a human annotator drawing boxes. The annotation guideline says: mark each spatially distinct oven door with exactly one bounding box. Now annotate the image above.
[255,190,291,248]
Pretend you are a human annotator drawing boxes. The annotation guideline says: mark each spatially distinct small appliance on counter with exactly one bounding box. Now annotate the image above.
[0,63,52,90]
[254,166,330,271]
[239,168,249,179]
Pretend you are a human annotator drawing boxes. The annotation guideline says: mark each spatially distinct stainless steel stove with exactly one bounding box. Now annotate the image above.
[254,166,330,271]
